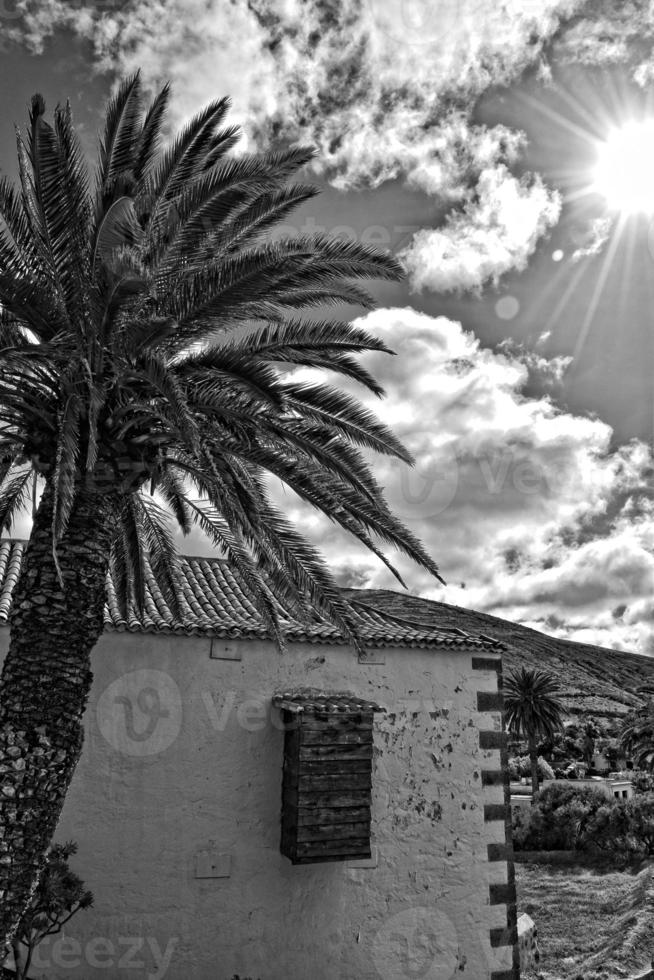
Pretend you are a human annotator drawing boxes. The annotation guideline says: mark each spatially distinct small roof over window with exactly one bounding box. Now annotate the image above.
[272,688,385,716]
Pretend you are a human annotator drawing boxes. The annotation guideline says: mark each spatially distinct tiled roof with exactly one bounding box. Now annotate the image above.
[0,539,503,651]
[272,689,385,714]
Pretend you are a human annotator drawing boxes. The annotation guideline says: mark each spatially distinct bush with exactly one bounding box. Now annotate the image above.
[623,792,654,855]
[585,800,632,854]
[538,757,556,780]
[511,806,534,850]
[631,771,654,795]
[514,786,654,857]
[520,783,614,851]
[508,755,555,781]
[1,842,93,980]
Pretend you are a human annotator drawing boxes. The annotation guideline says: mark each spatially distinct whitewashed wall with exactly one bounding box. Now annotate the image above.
[0,630,519,980]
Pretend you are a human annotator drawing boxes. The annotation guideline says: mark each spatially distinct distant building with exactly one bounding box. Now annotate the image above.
[511,776,634,807]
[549,777,634,800]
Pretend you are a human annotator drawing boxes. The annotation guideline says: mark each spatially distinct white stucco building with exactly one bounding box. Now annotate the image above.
[0,540,520,980]
[548,776,634,800]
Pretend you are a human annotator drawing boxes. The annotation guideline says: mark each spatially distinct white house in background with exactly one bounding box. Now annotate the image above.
[511,776,635,809]
[548,777,634,801]
[0,540,520,980]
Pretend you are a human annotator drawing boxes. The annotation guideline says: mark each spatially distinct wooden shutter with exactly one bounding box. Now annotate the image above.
[273,691,383,865]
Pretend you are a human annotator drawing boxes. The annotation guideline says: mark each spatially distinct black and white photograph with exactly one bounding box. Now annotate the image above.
[2,2,654,978]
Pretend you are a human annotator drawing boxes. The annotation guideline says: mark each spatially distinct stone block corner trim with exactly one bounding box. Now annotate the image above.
[473,654,521,980]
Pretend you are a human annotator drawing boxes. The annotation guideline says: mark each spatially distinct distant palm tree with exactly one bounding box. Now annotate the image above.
[0,73,444,951]
[504,668,565,797]
[581,719,600,769]
[620,700,654,771]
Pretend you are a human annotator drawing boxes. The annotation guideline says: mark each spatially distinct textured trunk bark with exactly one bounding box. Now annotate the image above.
[0,480,120,954]
[528,736,539,800]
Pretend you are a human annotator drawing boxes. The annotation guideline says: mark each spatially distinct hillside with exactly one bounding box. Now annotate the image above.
[345,589,654,719]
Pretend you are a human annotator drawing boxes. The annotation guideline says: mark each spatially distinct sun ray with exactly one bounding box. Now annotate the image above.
[570,213,629,365]
[522,254,578,330]
[541,259,589,339]
[562,186,604,206]
[516,88,600,143]
[617,213,638,318]
[548,80,613,138]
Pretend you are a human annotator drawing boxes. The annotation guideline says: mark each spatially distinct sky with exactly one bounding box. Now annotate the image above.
[6,0,654,654]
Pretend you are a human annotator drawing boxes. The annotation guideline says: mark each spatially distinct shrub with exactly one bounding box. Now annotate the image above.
[585,800,632,854]
[538,757,556,780]
[525,783,614,850]
[624,792,654,855]
[584,793,654,856]
[1,842,93,980]
[508,755,555,781]
[516,785,654,856]
[511,806,535,850]
[631,771,654,795]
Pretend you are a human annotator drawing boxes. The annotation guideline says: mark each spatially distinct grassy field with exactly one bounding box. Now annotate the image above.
[515,862,654,979]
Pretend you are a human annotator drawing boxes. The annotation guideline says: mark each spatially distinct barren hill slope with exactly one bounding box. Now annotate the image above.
[345,589,654,719]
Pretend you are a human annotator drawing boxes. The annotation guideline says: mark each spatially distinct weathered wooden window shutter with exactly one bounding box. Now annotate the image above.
[273,690,384,865]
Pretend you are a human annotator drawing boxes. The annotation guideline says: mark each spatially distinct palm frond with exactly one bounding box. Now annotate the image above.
[152,467,192,534]
[283,382,412,461]
[148,146,316,266]
[0,464,33,532]
[186,497,285,650]
[96,72,143,201]
[130,492,183,618]
[0,78,445,654]
[133,83,170,184]
[227,317,394,358]
[504,668,565,741]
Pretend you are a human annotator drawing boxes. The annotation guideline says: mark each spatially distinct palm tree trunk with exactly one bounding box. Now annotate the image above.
[528,735,539,800]
[0,480,120,954]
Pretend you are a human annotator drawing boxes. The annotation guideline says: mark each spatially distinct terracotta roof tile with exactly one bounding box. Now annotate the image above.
[272,689,385,714]
[0,539,503,651]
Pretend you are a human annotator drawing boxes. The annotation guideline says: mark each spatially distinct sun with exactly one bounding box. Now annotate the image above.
[594,120,654,214]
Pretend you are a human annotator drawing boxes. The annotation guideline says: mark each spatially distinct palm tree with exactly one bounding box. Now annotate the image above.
[620,699,654,771]
[504,668,564,797]
[581,719,599,769]
[0,73,445,950]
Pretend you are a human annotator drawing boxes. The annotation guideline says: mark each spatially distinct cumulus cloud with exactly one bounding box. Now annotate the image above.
[400,165,561,293]
[8,0,582,291]
[571,216,614,262]
[554,0,654,76]
[256,306,654,655]
[8,0,653,653]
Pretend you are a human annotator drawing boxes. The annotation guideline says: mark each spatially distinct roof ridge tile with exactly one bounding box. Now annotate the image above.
[0,538,502,651]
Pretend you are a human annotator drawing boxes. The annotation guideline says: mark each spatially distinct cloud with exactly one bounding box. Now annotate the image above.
[8,0,581,291]
[9,1,654,654]
[554,0,654,75]
[399,165,561,293]
[571,216,614,262]
[259,306,654,655]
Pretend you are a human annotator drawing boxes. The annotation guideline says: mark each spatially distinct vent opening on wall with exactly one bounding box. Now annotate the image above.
[272,690,385,865]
